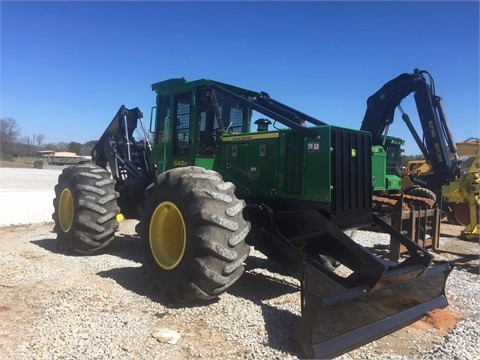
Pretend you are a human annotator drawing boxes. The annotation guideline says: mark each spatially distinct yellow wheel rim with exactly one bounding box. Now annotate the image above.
[149,201,186,270]
[59,188,74,233]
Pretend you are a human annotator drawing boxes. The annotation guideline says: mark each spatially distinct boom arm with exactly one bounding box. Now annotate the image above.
[360,69,459,185]
[92,105,152,180]
[91,105,155,217]
[209,82,323,138]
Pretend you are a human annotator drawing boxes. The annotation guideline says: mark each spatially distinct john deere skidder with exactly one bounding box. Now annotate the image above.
[53,77,451,358]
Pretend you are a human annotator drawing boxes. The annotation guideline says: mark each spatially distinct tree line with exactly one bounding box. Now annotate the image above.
[0,117,97,160]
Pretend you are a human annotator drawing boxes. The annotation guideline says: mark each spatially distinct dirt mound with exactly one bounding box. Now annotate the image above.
[414,308,461,332]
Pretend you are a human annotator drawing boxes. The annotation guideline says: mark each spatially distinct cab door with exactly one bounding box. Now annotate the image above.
[152,91,195,171]
[170,91,195,168]
[151,94,170,172]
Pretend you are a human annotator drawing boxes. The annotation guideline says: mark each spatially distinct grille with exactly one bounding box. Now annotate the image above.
[331,128,372,215]
[283,132,304,194]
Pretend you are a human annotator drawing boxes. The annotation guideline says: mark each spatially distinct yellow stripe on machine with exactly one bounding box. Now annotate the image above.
[222,132,279,142]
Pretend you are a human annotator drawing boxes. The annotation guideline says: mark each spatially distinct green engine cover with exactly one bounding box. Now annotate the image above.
[214,124,372,223]
[215,127,333,202]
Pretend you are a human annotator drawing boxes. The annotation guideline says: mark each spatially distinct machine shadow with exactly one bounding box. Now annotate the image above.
[434,254,480,275]
[106,233,144,263]
[96,253,305,357]
[226,255,305,357]
[31,230,59,253]
[31,231,144,264]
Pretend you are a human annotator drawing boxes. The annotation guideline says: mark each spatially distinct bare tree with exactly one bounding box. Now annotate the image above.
[0,118,21,154]
[57,142,68,151]
[20,135,33,155]
[43,142,59,152]
[35,133,46,149]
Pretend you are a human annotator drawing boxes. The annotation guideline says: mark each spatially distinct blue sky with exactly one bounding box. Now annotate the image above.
[1,1,478,155]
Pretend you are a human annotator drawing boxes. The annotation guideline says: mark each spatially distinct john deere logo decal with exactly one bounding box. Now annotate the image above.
[351,149,357,157]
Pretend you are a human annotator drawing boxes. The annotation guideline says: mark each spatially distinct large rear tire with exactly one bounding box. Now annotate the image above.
[52,165,120,254]
[138,166,250,302]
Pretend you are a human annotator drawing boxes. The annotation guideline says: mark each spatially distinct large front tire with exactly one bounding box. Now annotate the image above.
[138,167,250,302]
[52,165,120,254]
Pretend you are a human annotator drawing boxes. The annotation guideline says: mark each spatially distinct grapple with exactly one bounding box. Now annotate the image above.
[251,209,452,359]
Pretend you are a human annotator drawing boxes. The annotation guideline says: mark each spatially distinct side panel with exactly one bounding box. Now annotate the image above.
[218,132,280,197]
[218,128,333,202]
[194,157,214,169]
[303,127,333,202]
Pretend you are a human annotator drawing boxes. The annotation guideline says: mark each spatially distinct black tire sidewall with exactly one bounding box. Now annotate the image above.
[53,165,119,254]
[139,167,250,302]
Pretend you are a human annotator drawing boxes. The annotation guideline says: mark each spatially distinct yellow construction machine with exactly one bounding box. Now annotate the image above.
[442,138,480,240]
[404,138,479,240]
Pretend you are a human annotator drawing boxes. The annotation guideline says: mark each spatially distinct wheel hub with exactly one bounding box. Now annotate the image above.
[59,188,74,233]
[149,201,187,270]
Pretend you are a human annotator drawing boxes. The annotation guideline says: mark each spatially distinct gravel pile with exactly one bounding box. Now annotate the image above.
[0,167,478,359]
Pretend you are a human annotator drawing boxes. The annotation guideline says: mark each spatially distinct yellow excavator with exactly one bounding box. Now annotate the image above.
[404,138,480,240]
[442,138,480,240]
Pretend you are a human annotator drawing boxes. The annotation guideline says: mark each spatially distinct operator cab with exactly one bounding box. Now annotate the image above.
[151,78,252,171]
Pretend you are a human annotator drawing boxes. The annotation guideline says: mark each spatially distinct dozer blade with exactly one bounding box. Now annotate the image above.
[293,214,453,359]
[296,261,451,359]
[250,209,453,359]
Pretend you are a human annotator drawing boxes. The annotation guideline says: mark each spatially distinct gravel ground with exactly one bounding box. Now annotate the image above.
[0,167,478,359]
